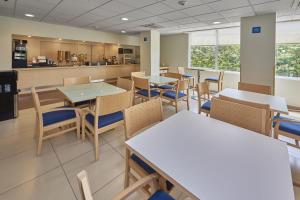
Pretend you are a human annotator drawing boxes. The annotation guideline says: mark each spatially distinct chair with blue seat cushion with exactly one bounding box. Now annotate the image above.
[32,87,81,156]
[205,71,224,92]
[124,98,172,192]
[197,82,211,116]
[273,115,300,148]
[158,84,175,90]
[132,76,160,103]
[82,91,132,160]
[114,174,174,200]
[158,72,182,91]
[161,79,190,113]
[177,67,195,91]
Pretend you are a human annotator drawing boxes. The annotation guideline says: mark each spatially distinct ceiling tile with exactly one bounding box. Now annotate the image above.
[174,17,199,25]
[194,12,224,21]
[159,11,189,20]
[142,2,174,15]
[208,0,250,12]
[253,0,292,15]
[219,6,255,18]
[120,9,154,20]
[116,0,160,8]
[162,0,205,10]
[100,1,135,15]
[181,4,213,16]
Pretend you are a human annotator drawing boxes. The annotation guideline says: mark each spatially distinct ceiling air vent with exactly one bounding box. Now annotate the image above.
[142,23,163,29]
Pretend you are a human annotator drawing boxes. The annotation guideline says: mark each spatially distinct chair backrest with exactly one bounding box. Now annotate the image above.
[132,76,149,91]
[95,91,132,117]
[238,82,272,95]
[210,97,268,134]
[177,79,189,91]
[77,170,94,200]
[164,72,182,80]
[117,77,134,91]
[177,66,185,74]
[197,82,210,103]
[219,95,271,135]
[31,87,42,121]
[63,76,91,86]
[218,71,225,81]
[131,71,145,78]
[124,98,163,140]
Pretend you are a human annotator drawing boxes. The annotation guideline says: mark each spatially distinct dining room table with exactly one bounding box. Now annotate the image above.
[126,110,294,200]
[145,75,178,85]
[216,88,289,114]
[57,82,126,103]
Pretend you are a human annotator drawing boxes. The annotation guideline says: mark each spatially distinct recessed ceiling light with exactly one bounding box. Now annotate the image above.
[121,30,126,33]
[58,38,62,41]
[24,13,35,18]
[121,17,128,21]
[213,21,221,24]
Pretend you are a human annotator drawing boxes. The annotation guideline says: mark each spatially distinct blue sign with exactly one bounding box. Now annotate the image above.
[252,26,261,33]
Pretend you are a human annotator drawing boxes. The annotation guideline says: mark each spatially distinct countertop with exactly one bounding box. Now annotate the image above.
[14,64,139,71]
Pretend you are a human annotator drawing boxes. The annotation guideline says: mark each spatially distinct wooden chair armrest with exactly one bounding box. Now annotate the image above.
[273,118,300,124]
[113,174,159,200]
[41,107,82,116]
[39,98,62,103]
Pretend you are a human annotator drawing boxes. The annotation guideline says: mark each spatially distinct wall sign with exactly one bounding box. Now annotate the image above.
[252,26,261,34]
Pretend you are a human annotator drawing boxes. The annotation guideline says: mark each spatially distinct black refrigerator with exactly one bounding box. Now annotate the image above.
[0,70,18,121]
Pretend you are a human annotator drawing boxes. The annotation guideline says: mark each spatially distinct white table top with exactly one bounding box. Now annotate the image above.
[217,88,288,114]
[57,82,126,103]
[126,110,294,200]
[145,75,177,85]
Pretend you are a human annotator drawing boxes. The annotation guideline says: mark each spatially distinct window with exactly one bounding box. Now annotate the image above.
[190,27,240,72]
[276,22,300,77]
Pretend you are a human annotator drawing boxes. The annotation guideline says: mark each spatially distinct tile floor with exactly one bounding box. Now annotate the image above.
[0,98,299,200]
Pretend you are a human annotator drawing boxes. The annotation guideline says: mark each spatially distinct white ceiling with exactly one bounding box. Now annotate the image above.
[0,0,299,35]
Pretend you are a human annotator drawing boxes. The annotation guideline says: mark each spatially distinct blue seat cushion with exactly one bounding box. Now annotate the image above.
[205,77,219,81]
[137,89,160,97]
[183,74,193,78]
[43,110,76,126]
[148,190,175,200]
[86,111,123,128]
[273,116,300,136]
[163,91,186,99]
[158,85,175,90]
[131,154,174,191]
[201,100,211,110]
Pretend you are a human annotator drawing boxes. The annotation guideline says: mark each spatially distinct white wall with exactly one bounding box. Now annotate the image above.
[240,13,276,92]
[160,33,189,67]
[140,30,160,75]
[0,16,139,69]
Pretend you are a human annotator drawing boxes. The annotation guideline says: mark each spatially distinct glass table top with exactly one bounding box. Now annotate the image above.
[57,82,126,103]
[145,75,177,85]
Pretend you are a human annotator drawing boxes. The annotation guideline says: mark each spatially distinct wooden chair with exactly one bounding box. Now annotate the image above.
[160,79,190,113]
[124,98,163,189]
[77,170,94,200]
[63,76,91,86]
[205,71,224,92]
[132,76,160,102]
[63,76,92,108]
[131,71,145,78]
[210,97,268,134]
[158,72,182,90]
[238,82,272,95]
[273,115,300,148]
[177,66,195,91]
[82,91,132,160]
[219,95,272,136]
[114,174,174,200]
[32,87,81,155]
[197,82,211,116]
[117,77,134,91]
[77,171,173,200]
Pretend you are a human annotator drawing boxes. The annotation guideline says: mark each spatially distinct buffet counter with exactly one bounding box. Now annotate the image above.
[16,64,139,90]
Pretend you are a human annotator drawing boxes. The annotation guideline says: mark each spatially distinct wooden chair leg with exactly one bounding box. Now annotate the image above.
[37,128,44,156]
[274,130,279,139]
[82,119,86,141]
[296,140,299,147]
[124,149,130,189]
[76,119,80,140]
[175,101,178,113]
[94,133,99,160]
